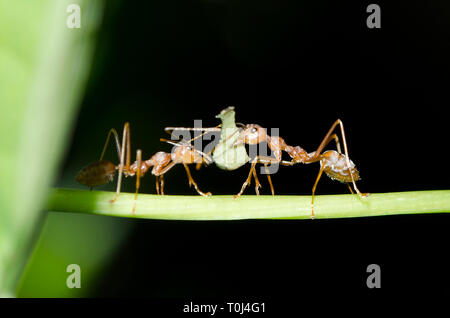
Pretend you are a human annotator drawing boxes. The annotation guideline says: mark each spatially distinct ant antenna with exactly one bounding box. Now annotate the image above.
[160,138,182,147]
[164,125,222,144]
[164,125,222,133]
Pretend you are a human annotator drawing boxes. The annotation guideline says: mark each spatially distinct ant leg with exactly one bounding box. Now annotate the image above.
[255,155,279,195]
[280,160,295,166]
[153,161,176,195]
[182,164,211,197]
[328,133,341,154]
[263,163,275,195]
[235,156,279,198]
[111,122,131,203]
[132,149,142,213]
[311,163,326,219]
[155,176,160,195]
[347,183,354,194]
[160,175,165,195]
[234,160,258,198]
[252,166,262,195]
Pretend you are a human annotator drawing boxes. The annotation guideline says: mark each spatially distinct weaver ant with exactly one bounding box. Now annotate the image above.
[233,119,368,217]
[75,122,212,212]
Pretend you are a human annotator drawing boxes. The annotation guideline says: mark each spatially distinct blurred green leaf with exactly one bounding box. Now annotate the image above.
[17,212,132,297]
[0,0,103,295]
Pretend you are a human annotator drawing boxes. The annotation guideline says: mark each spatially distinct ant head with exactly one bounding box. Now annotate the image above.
[235,124,267,146]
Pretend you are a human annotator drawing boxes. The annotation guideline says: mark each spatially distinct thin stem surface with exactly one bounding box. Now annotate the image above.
[47,189,450,220]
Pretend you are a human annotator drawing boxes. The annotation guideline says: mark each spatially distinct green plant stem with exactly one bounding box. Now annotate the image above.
[47,189,450,220]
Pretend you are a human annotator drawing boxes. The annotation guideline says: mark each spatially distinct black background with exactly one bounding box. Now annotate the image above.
[59,0,449,304]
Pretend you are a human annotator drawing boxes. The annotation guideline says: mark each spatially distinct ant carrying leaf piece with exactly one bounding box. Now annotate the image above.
[221,115,368,218]
[164,107,368,217]
[164,106,249,171]
[167,107,286,197]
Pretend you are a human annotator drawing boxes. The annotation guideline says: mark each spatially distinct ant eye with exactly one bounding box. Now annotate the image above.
[251,128,257,133]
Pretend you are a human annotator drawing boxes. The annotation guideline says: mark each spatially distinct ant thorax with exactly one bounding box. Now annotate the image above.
[171,145,202,164]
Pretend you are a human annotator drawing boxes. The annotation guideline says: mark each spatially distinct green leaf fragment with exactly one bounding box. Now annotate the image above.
[212,106,249,170]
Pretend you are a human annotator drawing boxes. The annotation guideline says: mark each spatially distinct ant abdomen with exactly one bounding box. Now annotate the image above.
[75,160,117,188]
[320,150,360,183]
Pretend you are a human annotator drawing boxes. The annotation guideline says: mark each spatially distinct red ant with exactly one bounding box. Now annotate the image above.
[75,122,212,212]
[232,119,368,218]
